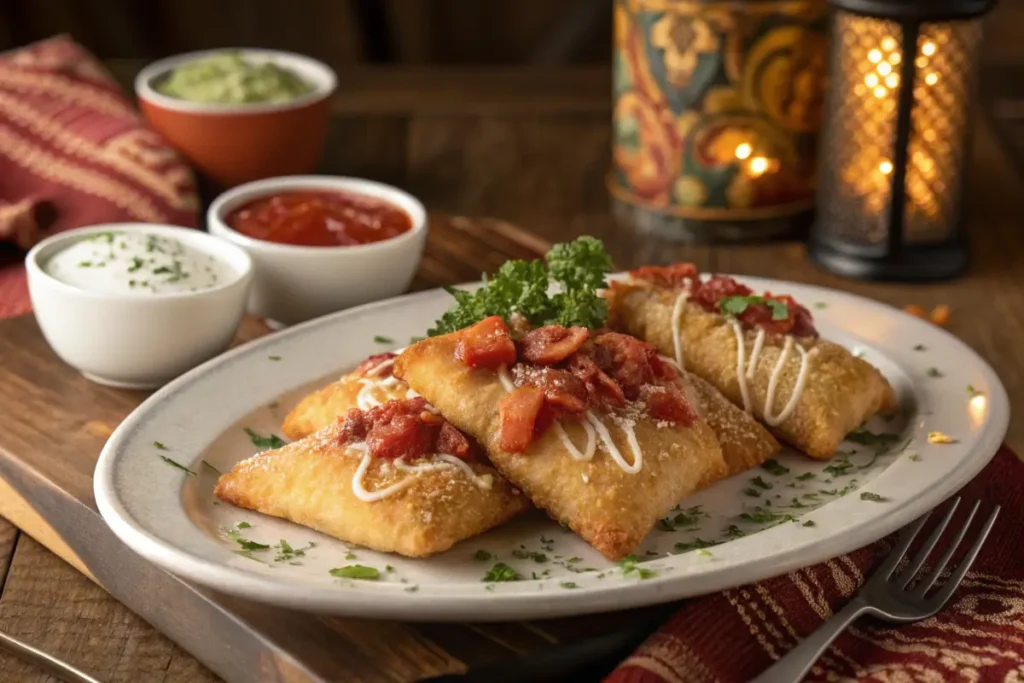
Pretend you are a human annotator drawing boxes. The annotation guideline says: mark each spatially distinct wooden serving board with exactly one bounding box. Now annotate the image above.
[0,215,678,683]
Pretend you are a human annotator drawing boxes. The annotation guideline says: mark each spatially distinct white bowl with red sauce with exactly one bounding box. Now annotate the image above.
[207,176,427,326]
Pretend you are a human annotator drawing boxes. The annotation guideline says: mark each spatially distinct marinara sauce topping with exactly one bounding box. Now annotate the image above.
[629,264,817,337]
[226,190,413,247]
[452,317,696,452]
[337,397,477,461]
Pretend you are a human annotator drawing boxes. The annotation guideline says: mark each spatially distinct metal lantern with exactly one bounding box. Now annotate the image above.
[809,0,995,281]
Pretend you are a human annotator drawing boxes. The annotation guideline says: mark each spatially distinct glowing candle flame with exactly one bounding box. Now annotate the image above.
[735,143,752,160]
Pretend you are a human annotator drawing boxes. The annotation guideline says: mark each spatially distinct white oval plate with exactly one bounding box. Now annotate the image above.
[94,276,1009,622]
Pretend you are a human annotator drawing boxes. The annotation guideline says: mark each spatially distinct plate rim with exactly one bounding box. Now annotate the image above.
[94,276,1011,621]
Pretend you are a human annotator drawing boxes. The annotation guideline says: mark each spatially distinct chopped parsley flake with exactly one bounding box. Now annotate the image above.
[404,585,419,593]
[344,551,357,560]
[720,295,789,320]
[724,525,745,538]
[860,492,887,502]
[385,565,394,572]
[926,367,944,378]
[751,476,773,490]
[236,522,251,529]
[153,441,168,450]
[813,301,828,309]
[159,456,196,476]
[802,520,816,527]
[796,472,816,481]
[657,505,707,531]
[201,460,221,475]
[275,539,314,562]
[823,459,855,477]
[913,344,926,351]
[761,459,790,476]
[743,488,762,498]
[483,562,519,582]
[512,549,548,563]
[226,529,269,551]
[845,428,900,452]
[329,565,380,580]
[373,335,394,344]
[909,453,922,461]
[740,508,795,525]
[673,538,720,552]
[695,548,713,558]
[473,550,493,562]
[268,355,282,361]
[244,428,287,450]
[967,385,981,396]
[560,581,579,589]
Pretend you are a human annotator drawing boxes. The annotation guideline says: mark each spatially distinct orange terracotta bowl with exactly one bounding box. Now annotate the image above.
[135,49,336,189]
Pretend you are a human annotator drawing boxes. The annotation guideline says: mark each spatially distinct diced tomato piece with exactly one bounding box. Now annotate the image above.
[455,316,517,368]
[692,275,753,312]
[630,263,700,289]
[498,387,545,452]
[738,301,794,335]
[569,353,626,407]
[774,295,817,337]
[436,421,475,460]
[356,352,397,377]
[592,332,660,400]
[518,325,589,365]
[366,414,437,460]
[649,354,680,381]
[513,365,589,416]
[337,408,368,444]
[644,388,697,427]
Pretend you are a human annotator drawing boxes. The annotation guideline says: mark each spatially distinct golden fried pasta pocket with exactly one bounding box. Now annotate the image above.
[608,265,897,459]
[216,399,528,558]
[395,317,725,560]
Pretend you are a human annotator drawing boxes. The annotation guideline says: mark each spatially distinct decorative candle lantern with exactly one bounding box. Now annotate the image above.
[809,0,994,281]
[610,0,830,243]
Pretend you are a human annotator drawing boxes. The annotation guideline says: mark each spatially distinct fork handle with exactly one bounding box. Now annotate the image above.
[750,596,871,683]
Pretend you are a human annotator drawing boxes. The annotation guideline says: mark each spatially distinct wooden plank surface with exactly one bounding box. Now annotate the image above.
[1,62,1023,682]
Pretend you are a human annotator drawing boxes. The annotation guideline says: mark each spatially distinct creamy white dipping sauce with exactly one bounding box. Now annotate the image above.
[45,230,235,295]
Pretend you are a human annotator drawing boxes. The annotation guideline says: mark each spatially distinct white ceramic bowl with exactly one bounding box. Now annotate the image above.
[26,224,253,389]
[207,175,427,326]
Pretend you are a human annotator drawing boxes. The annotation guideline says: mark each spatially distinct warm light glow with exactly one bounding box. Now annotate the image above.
[889,52,901,65]
[916,57,928,68]
[885,74,900,89]
[879,160,893,175]
[868,49,882,63]
[969,394,988,425]
[922,41,936,56]
[877,61,892,76]
[873,86,887,98]
[865,73,879,88]
[881,37,897,52]
[735,143,752,160]
[749,157,770,177]
[925,73,939,86]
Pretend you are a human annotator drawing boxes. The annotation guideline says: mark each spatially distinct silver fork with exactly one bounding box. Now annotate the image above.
[753,498,1000,683]
[0,630,102,683]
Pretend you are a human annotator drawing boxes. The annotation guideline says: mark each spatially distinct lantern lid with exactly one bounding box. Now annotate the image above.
[828,0,995,20]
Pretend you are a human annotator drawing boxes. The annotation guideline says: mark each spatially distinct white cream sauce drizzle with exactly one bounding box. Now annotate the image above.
[670,282,692,370]
[497,366,641,474]
[352,354,422,410]
[349,443,492,502]
[726,319,813,426]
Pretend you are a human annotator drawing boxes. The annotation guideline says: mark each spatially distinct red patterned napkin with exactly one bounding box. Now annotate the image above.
[607,446,1022,683]
[0,35,198,318]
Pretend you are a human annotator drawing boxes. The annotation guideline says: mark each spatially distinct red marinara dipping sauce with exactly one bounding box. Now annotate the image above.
[452,316,697,452]
[226,190,413,247]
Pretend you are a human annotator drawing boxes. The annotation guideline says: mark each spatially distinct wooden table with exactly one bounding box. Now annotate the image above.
[1,65,1022,682]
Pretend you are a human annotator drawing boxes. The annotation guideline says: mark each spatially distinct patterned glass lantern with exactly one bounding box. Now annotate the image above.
[809,0,995,281]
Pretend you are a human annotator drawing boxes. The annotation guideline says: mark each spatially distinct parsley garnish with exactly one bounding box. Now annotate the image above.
[823,460,855,477]
[268,355,282,362]
[373,335,394,344]
[802,520,816,527]
[761,459,790,476]
[405,585,419,593]
[236,522,251,529]
[428,236,613,335]
[743,488,762,498]
[512,549,548,563]
[153,441,168,450]
[740,508,794,525]
[159,456,196,476]
[909,453,922,461]
[674,538,720,552]
[913,344,926,351]
[695,548,713,558]
[226,529,269,551]
[796,472,816,481]
[275,539,314,562]
[860,492,887,502]
[201,460,221,475]
[657,505,707,531]
[330,565,380,580]
[751,476,773,490]
[845,428,900,451]
[344,551,356,560]
[926,367,944,378]
[244,428,287,450]
[560,581,579,589]
[967,385,981,396]
[483,562,519,582]
[720,296,789,320]
[473,550,492,561]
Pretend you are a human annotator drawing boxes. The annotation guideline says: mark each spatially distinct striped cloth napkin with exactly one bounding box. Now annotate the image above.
[0,35,197,317]
[606,446,1022,683]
